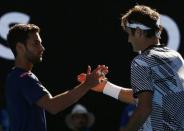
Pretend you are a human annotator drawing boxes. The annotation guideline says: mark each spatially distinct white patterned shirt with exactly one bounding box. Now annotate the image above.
[131,45,184,131]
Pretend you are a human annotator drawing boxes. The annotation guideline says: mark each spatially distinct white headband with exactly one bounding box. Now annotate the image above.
[126,22,151,30]
[126,17,161,30]
[156,17,161,27]
[126,17,161,38]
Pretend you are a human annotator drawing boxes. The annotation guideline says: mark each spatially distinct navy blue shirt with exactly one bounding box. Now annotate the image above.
[5,67,50,131]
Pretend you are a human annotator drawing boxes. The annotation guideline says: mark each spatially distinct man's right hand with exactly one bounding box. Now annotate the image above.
[77,65,108,93]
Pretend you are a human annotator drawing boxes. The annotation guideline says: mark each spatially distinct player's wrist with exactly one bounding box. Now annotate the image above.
[103,82,121,99]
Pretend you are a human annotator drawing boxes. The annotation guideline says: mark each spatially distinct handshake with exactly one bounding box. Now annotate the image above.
[77,69,108,83]
[77,65,121,99]
[77,65,108,93]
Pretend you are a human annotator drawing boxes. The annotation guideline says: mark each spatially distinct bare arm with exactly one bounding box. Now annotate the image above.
[36,65,108,114]
[123,92,152,131]
[91,81,136,104]
[36,82,92,114]
[77,74,137,104]
[77,73,152,130]
[118,88,135,104]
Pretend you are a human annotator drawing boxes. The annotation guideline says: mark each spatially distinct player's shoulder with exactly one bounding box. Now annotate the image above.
[132,52,155,67]
[19,71,32,78]
[10,67,32,78]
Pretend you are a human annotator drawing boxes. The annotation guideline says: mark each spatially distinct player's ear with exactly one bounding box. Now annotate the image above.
[16,42,25,53]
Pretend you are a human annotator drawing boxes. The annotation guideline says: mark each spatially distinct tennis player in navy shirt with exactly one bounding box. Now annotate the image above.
[5,23,108,131]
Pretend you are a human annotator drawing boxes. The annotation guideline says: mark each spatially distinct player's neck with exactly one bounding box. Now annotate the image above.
[15,57,33,71]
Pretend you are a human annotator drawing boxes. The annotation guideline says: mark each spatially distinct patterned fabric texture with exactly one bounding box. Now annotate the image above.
[131,46,184,131]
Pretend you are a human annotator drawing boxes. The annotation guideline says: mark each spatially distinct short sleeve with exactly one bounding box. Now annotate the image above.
[19,74,50,105]
[131,58,153,98]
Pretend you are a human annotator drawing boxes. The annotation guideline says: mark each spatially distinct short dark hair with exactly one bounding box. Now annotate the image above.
[121,5,162,37]
[7,23,40,57]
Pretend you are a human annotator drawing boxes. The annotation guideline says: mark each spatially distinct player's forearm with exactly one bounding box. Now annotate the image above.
[103,82,136,104]
[124,105,152,131]
[118,89,136,104]
[45,83,91,114]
